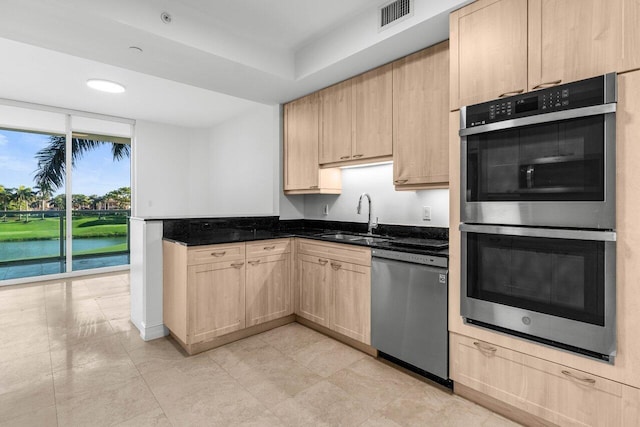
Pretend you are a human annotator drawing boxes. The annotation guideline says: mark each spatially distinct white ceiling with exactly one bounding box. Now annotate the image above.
[0,0,469,128]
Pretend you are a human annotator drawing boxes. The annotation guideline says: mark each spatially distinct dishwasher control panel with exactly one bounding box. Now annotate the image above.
[372,248,447,268]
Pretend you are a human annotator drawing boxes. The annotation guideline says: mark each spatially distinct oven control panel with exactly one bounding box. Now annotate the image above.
[465,74,614,127]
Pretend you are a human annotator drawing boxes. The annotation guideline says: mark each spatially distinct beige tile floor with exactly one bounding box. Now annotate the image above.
[0,272,520,427]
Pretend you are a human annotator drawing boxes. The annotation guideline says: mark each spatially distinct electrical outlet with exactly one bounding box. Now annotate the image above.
[422,206,431,221]
[322,204,329,215]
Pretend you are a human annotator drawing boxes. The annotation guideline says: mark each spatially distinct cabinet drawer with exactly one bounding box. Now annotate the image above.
[246,239,291,258]
[296,239,371,266]
[187,243,245,265]
[452,333,624,426]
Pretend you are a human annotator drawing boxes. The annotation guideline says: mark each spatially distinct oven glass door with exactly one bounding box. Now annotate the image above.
[466,116,605,202]
[460,224,616,359]
[466,230,605,325]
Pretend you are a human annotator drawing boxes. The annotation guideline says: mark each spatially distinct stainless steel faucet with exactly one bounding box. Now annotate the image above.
[357,193,377,235]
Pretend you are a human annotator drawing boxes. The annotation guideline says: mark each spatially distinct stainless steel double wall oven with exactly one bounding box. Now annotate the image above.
[459,74,617,362]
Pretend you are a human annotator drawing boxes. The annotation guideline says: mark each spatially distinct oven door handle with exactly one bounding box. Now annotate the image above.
[459,223,616,241]
[459,103,616,137]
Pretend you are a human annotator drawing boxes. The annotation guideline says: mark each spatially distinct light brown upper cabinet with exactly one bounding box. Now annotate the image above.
[319,64,393,166]
[528,0,624,91]
[319,80,353,164]
[352,63,393,162]
[393,41,450,190]
[450,0,528,110]
[451,0,640,110]
[284,93,341,194]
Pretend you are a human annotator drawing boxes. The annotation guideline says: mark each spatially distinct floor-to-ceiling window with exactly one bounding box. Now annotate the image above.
[0,128,67,279]
[69,132,131,272]
[0,103,134,283]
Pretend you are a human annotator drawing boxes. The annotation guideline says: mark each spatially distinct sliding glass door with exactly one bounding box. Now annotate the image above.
[70,133,131,272]
[0,128,67,279]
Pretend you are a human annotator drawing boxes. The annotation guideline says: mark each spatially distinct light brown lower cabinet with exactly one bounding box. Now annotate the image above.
[297,254,331,328]
[451,333,640,426]
[330,259,371,344]
[163,239,293,354]
[188,260,246,343]
[245,252,292,327]
[295,239,371,345]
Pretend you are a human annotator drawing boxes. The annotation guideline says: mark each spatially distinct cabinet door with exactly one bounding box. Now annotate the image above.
[450,0,528,109]
[393,42,449,189]
[528,0,623,91]
[245,254,292,327]
[330,260,371,345]
[451,334,626,426]
[187,261,245,343]
[622,0,640,73]
[284,94,320,191]
[320,80,352,164]
[297,254,331,328]
[353,63,393,160]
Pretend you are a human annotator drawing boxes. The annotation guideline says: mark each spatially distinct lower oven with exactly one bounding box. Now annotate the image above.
[460,224,616,362]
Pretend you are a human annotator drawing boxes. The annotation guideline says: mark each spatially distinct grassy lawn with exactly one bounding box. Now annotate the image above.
[73,242,128,255]
[0,215,128,242]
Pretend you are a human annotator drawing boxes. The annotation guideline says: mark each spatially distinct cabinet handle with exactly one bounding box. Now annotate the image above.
[330,262,342,270]
[248,260,260,265]
[394,179,408,184]
[498,89,524,98]
[211,251,226,257]
[352,154,364,158]
[230,262,244,269]
[318,258,328,265]
[263,246,276,250]
[532,80,562,90]
[339,155,351,160]
[309,185,319,189]
[561,370,596,385]
[473,341,497,354]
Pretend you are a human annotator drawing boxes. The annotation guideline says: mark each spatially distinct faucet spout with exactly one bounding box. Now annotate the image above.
[356,193,376,234]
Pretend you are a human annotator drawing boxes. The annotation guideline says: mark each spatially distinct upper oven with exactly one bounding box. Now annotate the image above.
[460,73,617,229]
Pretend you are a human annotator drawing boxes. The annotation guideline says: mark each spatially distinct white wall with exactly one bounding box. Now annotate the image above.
[303,163,449,228]
[133,120,210,218]
[206,104,281,217]
[135,105,284,219]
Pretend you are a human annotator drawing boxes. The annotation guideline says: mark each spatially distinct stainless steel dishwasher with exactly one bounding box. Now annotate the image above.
[371,248,449,383]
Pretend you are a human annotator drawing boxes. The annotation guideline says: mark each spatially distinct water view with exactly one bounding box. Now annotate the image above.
[0,236,127,262]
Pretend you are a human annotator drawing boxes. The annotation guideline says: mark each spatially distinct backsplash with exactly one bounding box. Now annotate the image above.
[302,163,449,227]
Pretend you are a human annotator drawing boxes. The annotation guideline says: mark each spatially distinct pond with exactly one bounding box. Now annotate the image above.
[0,237,128,263]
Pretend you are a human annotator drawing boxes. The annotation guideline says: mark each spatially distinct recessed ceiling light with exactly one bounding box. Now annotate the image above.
[86,79,126,94]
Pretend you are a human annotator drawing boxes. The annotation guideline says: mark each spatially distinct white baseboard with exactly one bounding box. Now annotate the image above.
[138,322,169,341]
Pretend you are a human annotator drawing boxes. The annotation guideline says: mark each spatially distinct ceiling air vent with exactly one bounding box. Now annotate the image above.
[379,0,413,30]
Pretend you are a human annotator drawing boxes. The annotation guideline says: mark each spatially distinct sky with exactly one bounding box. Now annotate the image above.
[0,129,130,196]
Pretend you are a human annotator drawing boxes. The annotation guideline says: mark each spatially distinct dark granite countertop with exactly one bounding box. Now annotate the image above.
[162,218,449,258]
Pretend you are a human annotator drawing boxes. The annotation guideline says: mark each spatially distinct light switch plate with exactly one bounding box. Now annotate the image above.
[422,206,431,221]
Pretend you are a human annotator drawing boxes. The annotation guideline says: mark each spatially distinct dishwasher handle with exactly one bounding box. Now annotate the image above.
[372,249,447,268]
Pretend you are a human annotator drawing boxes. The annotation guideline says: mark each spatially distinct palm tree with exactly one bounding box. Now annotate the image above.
[33,136,130,191]
[34,181,53,219]
[50,194,65,210]
[88,194,100,210]
[0,185,14,222]
[72,194,89,210]
[104,187,131,209]
[15,185,35,222]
